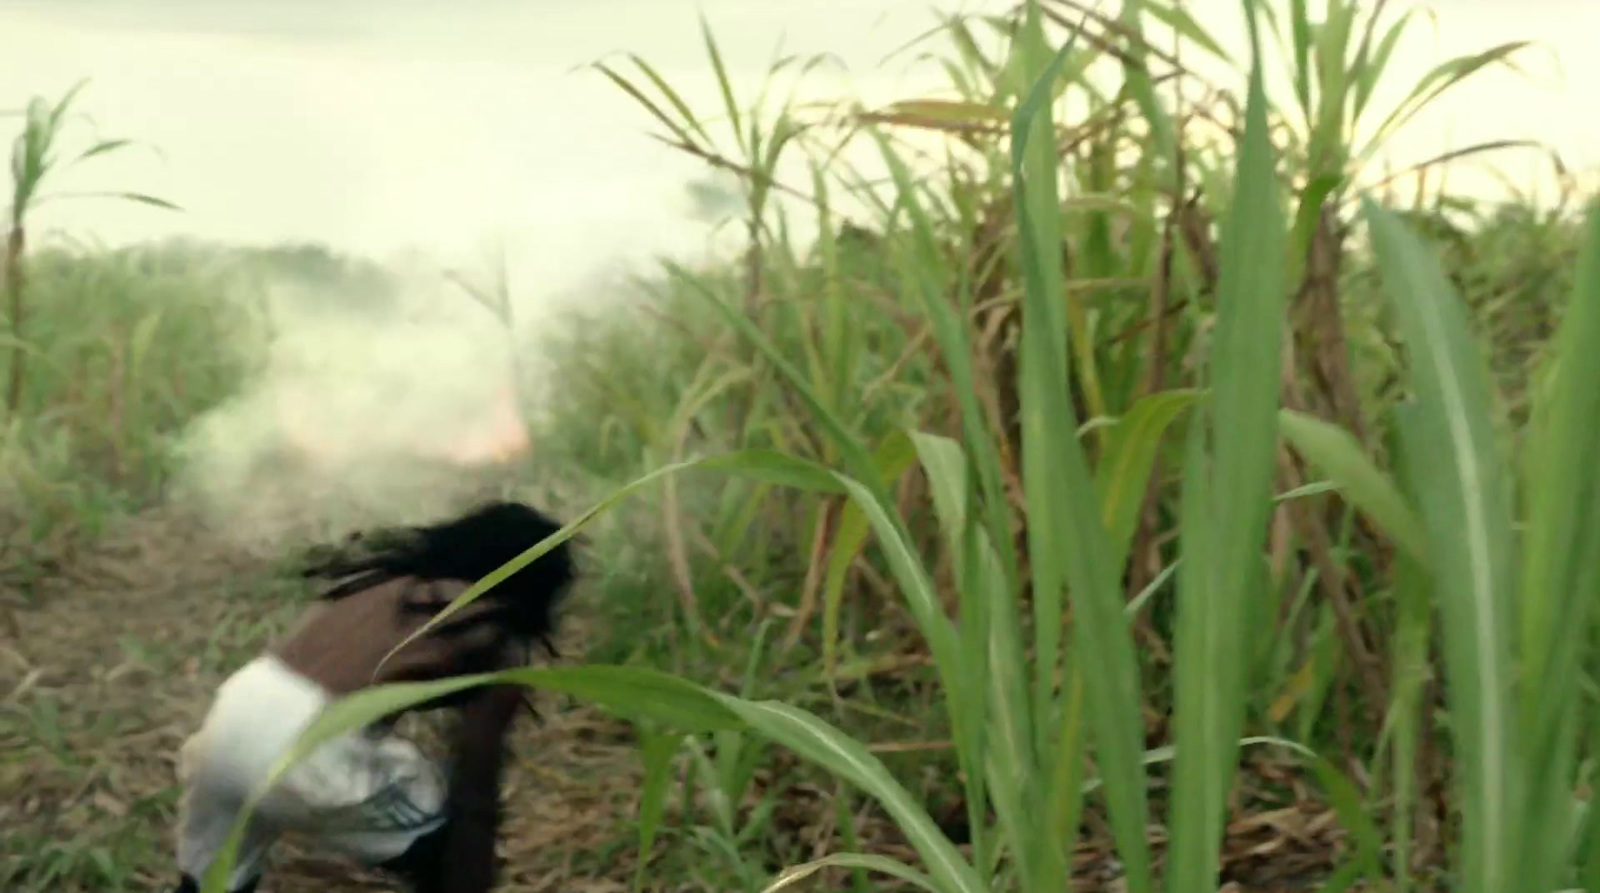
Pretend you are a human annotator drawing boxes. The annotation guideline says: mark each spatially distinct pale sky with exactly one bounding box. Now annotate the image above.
[2,0,1596,302]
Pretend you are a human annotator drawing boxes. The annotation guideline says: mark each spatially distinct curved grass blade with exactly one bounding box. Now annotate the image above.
[1357,42,1532,169]
[665,261,879,487]
[1094,388,1203,570]
[1277,408,1428,566]
[906,429,1001,873]
[820,431,919,680]
[377,449,843,670]
[199,665,743,893]
[762,853,940,893]
[203,660,992,893]
[721,697,986,893]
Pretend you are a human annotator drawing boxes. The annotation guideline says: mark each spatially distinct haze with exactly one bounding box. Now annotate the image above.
[3,0,1595,282]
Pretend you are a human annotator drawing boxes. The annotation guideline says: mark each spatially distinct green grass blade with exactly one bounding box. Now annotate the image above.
[665,261,880,486]
[1357,42,1531,169]
[698,15,747,157]
[720,698,985,893]
[1277,408,1428,565]
[1583,692,1600,891]
[870,133,1021,602]
[1012,21,1074,801]
[827,468,969,737]
[871,118,1030,877]
[821,432,919,680]
[593,62,704,150]
[200,666,745,893]
[378,449,845,668]
[1515,199,1600,892]
[1113,0,1176,166]
[1362,196,1519,893]
[1352,12,1415,125]
[635,727,686,893]
[1288,0,1313,122]
[1164,1,1289,889]
[908,430,998,873]
[1093,388,1202,571]
[1010,16,1152,891]
[762,854,941,893]
[203,664,986,893]
[627,54,714,145]
[908,427,1031,885]
[1141,0,1232,61]
[1387,504,1432,893]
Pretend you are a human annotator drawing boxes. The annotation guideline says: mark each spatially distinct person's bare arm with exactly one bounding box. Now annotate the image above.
[374,680,526,893]
[437,682,524,893]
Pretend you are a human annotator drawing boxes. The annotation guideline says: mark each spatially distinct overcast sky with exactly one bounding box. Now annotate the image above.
[2,0,1595,295]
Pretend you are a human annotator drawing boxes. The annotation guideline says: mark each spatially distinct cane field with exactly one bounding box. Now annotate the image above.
[5,1,1600,892]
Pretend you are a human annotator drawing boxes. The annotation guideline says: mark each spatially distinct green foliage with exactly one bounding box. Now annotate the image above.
[10,1,1600,891]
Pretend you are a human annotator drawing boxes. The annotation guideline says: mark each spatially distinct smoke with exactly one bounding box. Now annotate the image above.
[166,257,541,555]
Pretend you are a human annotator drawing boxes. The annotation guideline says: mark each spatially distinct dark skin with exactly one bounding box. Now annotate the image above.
[376,682,526,893]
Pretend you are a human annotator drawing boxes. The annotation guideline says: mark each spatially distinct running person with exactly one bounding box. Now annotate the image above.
[170,500,575,893]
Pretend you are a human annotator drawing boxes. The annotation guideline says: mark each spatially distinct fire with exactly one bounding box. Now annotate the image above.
[275,381,530,471]
[417,383,530,466]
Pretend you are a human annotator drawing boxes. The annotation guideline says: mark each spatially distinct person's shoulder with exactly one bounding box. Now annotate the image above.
[335,575,467,608]
[403,577,474,611]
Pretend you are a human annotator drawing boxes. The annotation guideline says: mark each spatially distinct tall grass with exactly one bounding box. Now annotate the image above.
[4,80,179,416]
[0,236,405,569]
[195,2,1600,893]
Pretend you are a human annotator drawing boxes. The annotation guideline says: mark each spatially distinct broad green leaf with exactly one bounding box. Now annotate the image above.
[1516,199,1600,893]
[1363,196,1518,893]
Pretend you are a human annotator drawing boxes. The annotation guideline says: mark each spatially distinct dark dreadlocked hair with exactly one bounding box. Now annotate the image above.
[300,500,575,650]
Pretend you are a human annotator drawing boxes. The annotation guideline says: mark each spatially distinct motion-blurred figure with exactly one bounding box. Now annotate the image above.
[169,500,574,893]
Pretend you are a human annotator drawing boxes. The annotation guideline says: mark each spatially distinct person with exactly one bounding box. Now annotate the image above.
[169,500,575,893]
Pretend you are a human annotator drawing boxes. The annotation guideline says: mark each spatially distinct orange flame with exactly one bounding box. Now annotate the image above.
[276,382,530,470]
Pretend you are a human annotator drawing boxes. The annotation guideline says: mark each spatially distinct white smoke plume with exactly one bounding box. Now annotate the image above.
[166,255,539,554]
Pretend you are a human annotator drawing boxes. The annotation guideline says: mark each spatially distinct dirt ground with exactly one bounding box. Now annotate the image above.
[0,505,649,893]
